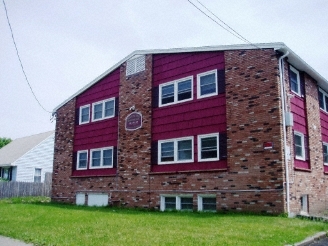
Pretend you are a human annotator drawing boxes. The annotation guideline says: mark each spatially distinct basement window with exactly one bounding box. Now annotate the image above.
[126,55,145,76]
[160,195,193,211]
[198,195,217,212]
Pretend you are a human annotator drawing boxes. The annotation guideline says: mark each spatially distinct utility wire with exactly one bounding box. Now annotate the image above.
[187,0,262,50]
[2,0,52,113]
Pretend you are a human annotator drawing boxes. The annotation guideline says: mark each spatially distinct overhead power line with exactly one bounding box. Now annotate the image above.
[2,0,51,113]
[187,0,262,50]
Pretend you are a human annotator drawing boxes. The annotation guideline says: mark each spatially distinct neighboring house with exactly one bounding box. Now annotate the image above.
[0,131,54,182]
[52,42,328,216]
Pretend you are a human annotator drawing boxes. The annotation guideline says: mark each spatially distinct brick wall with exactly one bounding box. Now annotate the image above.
[52,98,76,202]
[224,49,285,213]
[116,55,153,207]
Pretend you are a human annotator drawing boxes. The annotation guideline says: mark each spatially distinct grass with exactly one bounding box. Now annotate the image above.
[0,197,327,246]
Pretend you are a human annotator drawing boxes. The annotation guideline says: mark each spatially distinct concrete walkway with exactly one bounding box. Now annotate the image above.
[0,235,33,246]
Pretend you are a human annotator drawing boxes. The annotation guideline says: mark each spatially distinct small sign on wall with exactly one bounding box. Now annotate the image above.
[125,112,142,131]
[263,142,273,149]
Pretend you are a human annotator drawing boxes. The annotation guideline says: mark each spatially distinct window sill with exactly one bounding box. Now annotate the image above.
[294,167,311,172]
[150,168,227,175]
[72,168,117,177]
[151,161,227,174]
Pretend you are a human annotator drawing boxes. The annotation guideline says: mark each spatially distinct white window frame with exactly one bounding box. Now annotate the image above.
[323,142,328,166]
[76,150,88,170]
[159,76,193,107]
[158,136,194,165]
[34,168,42,183]
[197,194,217,212]
[197,69,218,99]
[92,98,115,122]
[319,88,328,112]
[290,66,301,96]
[294,131,305,161]
[160,195,193,211]
[198,133,220,162]
[79,105,90,125]
[90,147,114,169]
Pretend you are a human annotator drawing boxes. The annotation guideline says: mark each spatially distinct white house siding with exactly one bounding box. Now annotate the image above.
[14,133,54,182]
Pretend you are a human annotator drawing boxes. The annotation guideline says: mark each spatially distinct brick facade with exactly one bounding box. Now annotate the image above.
[52,44,328,215]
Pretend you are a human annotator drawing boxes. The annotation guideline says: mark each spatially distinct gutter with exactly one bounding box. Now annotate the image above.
[278,49,291,217]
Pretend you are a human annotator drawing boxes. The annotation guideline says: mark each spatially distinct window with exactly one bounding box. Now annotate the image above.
[198,133,219,162]
[197,69,218,99]
[159,76,193,106]
[126,55,145,76]
[294,132,305,160]
[160,195,193,211]
[79,105,90,124]
[77,150,88,170]
[323,143,328,165]
[34,168,41,183]
[198,195,216,212]
[290,66,301,95]
[92,98,115,122]
[319,88,328,112]
[158,137,193,164]
[90,147,113,169]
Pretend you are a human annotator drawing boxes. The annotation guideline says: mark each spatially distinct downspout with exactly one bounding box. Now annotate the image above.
[278,50,290,217]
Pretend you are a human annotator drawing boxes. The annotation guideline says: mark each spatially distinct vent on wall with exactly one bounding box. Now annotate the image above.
[126,55,146,76]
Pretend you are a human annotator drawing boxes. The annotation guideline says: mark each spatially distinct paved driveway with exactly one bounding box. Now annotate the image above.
[0,236,32,246]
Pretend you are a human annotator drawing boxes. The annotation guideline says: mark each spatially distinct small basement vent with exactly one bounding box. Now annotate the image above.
[126,55,145,76]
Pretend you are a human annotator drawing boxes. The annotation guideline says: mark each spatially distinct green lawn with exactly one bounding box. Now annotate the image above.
[0,197,327,246]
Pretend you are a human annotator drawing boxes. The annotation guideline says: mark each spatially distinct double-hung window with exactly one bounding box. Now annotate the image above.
[323,143,328,165]
[77,150,88,170]
[319,88,328,112]
[294,132,305,160]
[198,133,219,161]
[159,76,193,106]
[90,147,113,168]
[34,168,42,183]
[158,137,193,164]
[290,66,301,95]
[92,98,115,122]
[197,69,218,99]
[79,105,90,124]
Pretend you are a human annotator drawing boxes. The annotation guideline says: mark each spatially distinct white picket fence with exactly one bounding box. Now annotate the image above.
[0,172,52,198]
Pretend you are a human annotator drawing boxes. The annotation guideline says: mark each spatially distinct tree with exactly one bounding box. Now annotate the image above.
[0,138,12,149]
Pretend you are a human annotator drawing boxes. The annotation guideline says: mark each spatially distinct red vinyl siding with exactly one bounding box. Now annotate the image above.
[152,52,227,172]
[320,111,328,173]
[291,95,310,169]
[73,68,120,176]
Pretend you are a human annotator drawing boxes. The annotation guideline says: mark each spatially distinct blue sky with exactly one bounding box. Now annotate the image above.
[1,0,328,139]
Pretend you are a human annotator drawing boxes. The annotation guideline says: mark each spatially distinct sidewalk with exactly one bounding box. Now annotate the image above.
[0,235,33,246]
